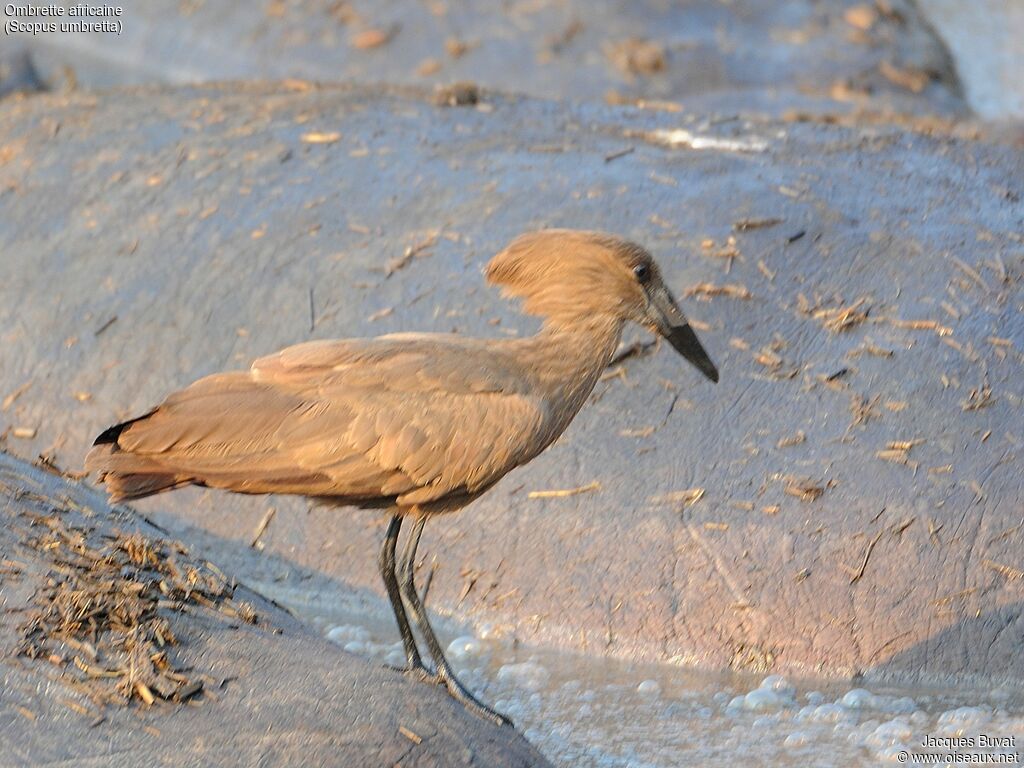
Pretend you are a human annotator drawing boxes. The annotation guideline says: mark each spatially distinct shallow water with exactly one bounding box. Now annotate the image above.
[275,586,1024,768]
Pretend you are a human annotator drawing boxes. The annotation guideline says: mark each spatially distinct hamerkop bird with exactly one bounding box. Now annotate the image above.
[86,229,718,725]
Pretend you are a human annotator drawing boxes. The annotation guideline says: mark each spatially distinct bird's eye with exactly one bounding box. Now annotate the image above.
[633,263,650,283]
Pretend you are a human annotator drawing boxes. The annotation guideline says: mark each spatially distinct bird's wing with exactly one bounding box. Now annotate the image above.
[250,334,526,394]
[88,335,548,506]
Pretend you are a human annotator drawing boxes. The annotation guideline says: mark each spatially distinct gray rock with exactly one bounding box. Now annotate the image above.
[0,49,44,99]
[0,82,1021,688]
[6,0,965,115]
[0,451,550,768]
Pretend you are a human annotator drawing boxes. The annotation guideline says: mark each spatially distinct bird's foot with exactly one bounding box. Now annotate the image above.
[394,663,513,728]
[398,665,437,683]
[386,660,429,676]
[437,667,514,728]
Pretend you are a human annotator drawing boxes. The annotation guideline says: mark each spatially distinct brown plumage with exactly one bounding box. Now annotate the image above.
[86,229,718,725]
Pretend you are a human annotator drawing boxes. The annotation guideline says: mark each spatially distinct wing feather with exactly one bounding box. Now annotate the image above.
[89,335,548,508]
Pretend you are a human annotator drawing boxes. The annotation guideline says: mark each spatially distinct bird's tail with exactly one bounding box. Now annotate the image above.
[85,418,193,502]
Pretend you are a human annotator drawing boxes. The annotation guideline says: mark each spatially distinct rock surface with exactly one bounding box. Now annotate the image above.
[7,0,965,116]
[0,451,551,768]
[0,82,1021,688]
[916,0,1024,119]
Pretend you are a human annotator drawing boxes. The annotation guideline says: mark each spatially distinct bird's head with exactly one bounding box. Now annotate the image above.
[486,229,718,382]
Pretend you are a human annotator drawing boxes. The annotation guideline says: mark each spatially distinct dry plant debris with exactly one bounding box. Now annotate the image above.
[888,317,952,336]
[444,37,476,59]
[650,488,705,509]
[399,725,424,744]
[15,512,255,710]
[776,431,806,449]
[961,384,995,411]
[878,60,931,93]
[684,282,752,300]
[753,341,800,380]
[703,236,742,272]
[844,530,885,585]
[732,217,782,232]
[528,481,600,499]
[609,340,657,367]
[848,340,894,358]
[798,294,871,333]
[849,393,882,426]
[983,559,1024,581]
[3,380,32,410]
[384,232,439,277]
[433,82,480,107]
[784,479,827,502]
[844,4,878,30]
[351,25,399,50]
[606,38,666,77]
[416,58,442,77]
[249,507,276,548]
[300,131,342,145]
[876,439,923,469]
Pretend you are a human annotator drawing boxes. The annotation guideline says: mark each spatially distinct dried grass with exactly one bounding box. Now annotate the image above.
[16,513,255,709]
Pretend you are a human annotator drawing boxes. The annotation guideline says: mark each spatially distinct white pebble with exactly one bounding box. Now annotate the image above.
[637,680,662,696]
[496,661,550,692]
[876,745,913,763]
[475,622,503,640]
[784,731,810,748]
[832,722,856,740]
[841,688,878,709]
[759,674,796,699]
[866,719,914,748]
[878,696,917,714]
[802,703,852,723]
[446,635,486,661]
[937,706,991,732]
[743,688,789,712]
[325,624,371,645]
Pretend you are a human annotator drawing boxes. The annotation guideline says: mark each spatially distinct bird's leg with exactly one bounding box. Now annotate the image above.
[397,515,514,728]
[378,514,424,672]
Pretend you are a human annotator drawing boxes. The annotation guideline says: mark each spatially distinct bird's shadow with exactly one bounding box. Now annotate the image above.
[866,601,1024,692]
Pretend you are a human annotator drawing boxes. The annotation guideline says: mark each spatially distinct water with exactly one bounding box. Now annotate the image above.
[286,593,1024,767]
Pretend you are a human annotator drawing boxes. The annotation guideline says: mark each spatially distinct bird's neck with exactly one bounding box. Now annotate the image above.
[524,314,624,416]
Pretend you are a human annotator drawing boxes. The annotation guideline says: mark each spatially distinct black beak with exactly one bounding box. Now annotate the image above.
[647,284,719,383]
